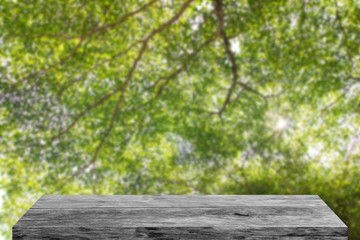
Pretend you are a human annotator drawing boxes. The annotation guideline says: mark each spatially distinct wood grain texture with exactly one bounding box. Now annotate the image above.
[12,195,347,239]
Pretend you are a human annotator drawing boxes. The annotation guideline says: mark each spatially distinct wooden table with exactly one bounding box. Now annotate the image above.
[13,195,347,239]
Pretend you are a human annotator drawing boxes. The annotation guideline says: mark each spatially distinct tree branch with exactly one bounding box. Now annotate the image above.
[318,1,357,116]
[58,39,142,97]
[5,38,84,94]
[213,0,237,115]
[213,0,266,116]
[334,0,354,70]
[5,0,159,93]
[51,0,194,143]
[51,0,195,192]
[53,90,126,193]
[321,83,353,114]
[235,81,268,105]
[80,0,159,39]
[114,35,216,117]
[6,0,158,41]
[146,36,216,106]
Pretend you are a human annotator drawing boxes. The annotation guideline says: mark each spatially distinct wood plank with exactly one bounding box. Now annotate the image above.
[13,227,348,240]
[13,195,348,239]
[31,195,328,208]
[16,207,344,228]
[21,206,335,220]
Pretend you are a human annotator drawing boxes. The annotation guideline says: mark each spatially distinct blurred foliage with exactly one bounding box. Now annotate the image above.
[0,0,359,239]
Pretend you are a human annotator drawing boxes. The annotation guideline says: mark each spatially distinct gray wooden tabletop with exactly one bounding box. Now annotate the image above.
[13,195,347,239]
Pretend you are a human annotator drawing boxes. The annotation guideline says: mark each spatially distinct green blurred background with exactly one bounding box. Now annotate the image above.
[0,0,359,239]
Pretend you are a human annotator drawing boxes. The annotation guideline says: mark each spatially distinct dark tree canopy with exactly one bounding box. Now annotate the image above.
[0,0,359,238]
